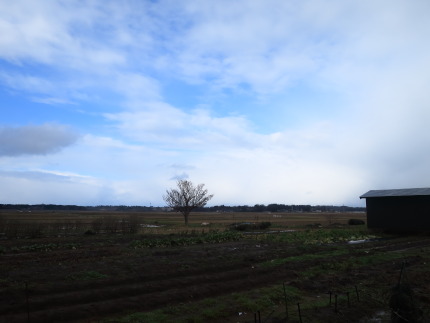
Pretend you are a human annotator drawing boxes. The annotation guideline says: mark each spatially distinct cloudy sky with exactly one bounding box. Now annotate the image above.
[1,0,430,206]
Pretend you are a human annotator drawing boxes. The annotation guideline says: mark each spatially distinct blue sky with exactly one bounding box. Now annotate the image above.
[1,0,430,206]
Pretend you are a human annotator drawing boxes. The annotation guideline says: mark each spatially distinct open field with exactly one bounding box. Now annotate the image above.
[1,211,429,322]
[0,210,363,237]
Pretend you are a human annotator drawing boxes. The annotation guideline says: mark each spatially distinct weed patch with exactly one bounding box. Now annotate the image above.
[130,231,242,248]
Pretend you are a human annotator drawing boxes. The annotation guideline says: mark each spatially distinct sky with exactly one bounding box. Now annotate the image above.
[1,0,430,207]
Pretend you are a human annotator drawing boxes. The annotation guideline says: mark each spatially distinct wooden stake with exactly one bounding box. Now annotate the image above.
[297,303,303,323]
[335,294,338,313]
[398,262,406,287]
[283,282,289,320]
[25,282,30,322]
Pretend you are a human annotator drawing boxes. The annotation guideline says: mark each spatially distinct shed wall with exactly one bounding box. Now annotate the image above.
[366,195,430,230]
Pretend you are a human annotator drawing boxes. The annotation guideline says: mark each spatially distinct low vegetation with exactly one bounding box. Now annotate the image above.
[229,221,272,231]
[348,218,366,225]
[129,231,242,248]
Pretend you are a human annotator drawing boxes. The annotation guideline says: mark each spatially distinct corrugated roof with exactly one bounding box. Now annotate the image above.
[360,187,430,198]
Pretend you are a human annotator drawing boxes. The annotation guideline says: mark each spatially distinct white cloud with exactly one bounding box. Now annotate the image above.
[161,1,347,94]
[104,102,258,149]
[0,1,126,68]
[115,73,162,107]
[0,72,55,94]
[0,1,145,105]
[196,152,365,206]
[170,173,189,181]
[31,97,75,105]
[100,100,366,205]
[0,169,114,205]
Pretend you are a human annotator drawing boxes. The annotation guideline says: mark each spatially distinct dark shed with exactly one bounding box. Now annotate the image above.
[360,188,430,230]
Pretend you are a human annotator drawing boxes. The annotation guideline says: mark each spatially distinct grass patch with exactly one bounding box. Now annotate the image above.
[106,311,169,323]
[299,247,424,280]
[105,284,301,323]
[260,247,349,268]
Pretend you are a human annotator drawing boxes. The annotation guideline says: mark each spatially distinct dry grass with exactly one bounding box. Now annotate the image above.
[0,210,366,237]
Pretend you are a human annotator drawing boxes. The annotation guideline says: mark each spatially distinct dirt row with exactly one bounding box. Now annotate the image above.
[1,239,293,322]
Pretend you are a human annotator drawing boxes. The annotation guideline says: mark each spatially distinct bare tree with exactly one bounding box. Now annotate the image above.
[163,180,214,225]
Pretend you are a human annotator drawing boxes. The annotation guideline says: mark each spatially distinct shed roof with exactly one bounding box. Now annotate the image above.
[360,187,430,199]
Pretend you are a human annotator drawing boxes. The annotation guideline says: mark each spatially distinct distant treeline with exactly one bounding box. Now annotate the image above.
[0,203,365,213]
[197,204,365,213]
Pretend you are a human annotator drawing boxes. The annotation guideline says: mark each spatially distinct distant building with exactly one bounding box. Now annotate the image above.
[360,188,430,230]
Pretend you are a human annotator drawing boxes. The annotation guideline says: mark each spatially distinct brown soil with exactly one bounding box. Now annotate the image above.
[1,234,430,323]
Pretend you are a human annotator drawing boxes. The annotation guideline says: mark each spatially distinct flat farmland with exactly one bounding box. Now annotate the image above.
[0,210,365,234]
[0,209,362,224]
[1,211,429,322]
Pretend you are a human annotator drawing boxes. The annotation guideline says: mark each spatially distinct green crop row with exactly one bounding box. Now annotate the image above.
[257,227,378,245]
[130,231,242,248]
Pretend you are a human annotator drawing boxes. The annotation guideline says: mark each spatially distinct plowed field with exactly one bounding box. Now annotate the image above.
[1,222,429,322]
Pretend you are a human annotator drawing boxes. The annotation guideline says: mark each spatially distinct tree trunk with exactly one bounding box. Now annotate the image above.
[183,211,190,226]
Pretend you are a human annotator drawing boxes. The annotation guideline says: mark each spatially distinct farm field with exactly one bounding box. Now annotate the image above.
[0,211,429,322]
